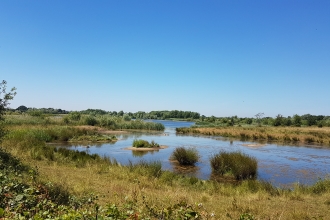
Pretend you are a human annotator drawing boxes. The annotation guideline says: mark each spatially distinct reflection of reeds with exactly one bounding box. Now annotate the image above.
[177,126,330,145]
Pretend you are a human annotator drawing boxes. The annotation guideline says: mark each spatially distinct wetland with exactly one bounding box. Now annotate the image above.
[53,120,330,187]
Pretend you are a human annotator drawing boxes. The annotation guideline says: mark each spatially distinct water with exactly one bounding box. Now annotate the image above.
[54,120,330,187]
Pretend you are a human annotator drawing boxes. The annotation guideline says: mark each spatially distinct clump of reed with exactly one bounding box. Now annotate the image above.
[171,147,199,165]
[210,151,257,180]
[132,139,160,148]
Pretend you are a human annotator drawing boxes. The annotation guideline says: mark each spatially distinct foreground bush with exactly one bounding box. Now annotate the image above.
[210,151,257,180]
[172,147,199,165]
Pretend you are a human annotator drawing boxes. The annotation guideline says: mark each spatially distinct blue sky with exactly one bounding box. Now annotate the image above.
[1,1,329,117]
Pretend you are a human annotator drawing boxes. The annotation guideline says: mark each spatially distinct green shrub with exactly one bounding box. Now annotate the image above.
[150,140,160,148]
[84,116,98,126]
[132,139,160,148]
[132,139,150,148]
[210,151,257,180]
[172,147,199,165]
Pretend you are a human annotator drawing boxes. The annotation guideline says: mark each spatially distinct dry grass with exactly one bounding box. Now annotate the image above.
[11,155,328,219]
[177,126,330,146]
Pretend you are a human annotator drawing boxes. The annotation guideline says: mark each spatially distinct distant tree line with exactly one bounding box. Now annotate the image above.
[7,106,330,127]
[197,114,330,127]
[11,105,69,114]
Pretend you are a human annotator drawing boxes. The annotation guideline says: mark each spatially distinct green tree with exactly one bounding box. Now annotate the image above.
[292,114,302,127]
[16,105,28,112]
[273,114,283,126]
[255,112,264,126]
[0,80,16,141]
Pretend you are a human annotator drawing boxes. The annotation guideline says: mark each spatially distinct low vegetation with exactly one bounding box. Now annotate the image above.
[6,125,117,143]
[132,139,160,148]
[177,126,330,146]
[210,151,258,180]
[171,147,199,166]
[5,114,165,131]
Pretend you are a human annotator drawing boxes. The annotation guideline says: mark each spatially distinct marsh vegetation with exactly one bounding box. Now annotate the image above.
[2,127,330,219]
[177,126,330,146]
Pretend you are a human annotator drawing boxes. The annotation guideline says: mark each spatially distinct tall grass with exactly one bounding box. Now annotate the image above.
[171,147,199,165]
[177,126,330,145]
[210,151,257,180]
[5,114,165,131]
[128,160,162,178]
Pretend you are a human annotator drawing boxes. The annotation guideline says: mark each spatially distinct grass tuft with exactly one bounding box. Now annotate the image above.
[171,147,199,165]
[210,151,257,180]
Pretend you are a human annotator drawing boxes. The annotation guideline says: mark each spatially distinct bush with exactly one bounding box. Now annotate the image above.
[171,147,199,165]
[132,139,160,148]
[84,116,98,126]
[132,139,151,148]
[210,151,257,180]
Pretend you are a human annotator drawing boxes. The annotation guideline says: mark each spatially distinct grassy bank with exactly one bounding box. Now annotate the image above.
[5,125,118,143]
[177,126,330,146]
[5,114,165,131]
[1,125,330,219]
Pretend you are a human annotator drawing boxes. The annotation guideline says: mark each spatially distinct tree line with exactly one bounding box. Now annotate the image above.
[10,106,200,120]
[8,105,330,127]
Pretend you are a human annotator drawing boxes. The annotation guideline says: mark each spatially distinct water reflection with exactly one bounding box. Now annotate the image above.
[131,150,159,157]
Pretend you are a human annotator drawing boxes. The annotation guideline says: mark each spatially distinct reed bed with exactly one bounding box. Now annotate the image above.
[177,126,330,145]
[5,114,165,131]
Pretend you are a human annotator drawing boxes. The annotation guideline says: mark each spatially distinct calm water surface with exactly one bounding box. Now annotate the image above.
[55,120,330,187]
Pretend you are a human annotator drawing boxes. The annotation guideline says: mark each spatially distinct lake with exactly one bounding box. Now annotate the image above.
[54,120,330,187]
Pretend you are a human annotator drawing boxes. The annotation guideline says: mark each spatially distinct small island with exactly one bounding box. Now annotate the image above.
[125,139,168,151]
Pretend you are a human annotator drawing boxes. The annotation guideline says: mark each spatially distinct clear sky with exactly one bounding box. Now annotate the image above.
[1,1,329,117]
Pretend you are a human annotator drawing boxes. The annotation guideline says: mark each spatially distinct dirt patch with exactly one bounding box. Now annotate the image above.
[124,145,168,151]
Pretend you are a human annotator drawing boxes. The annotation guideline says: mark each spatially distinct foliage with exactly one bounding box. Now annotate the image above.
[171,147,199,165]
[0,80,16,142]
[210,151,257,180]
[132,139,160,148]
[27,109,44,117]
[68,111,81,121]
